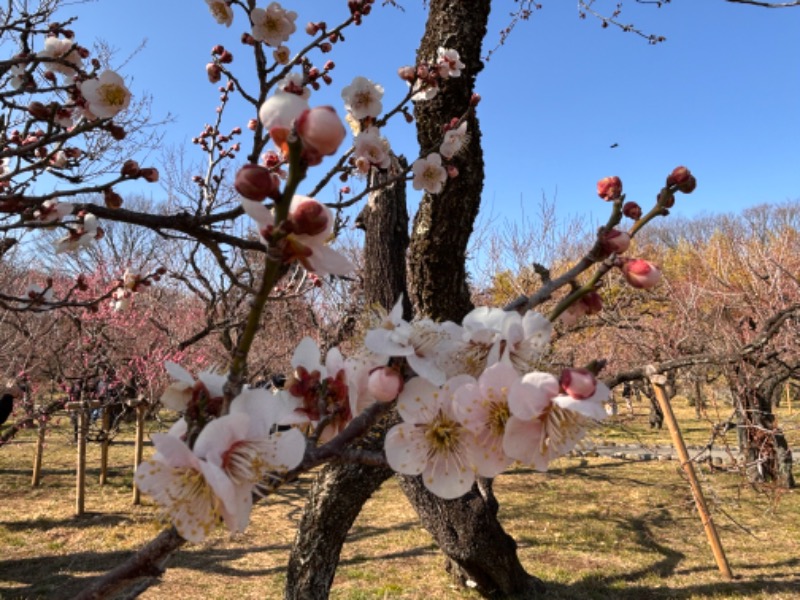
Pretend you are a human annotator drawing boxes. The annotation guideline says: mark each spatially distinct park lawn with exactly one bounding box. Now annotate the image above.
[0,399,798,600]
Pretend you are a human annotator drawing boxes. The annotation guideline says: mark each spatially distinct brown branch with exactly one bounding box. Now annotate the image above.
[72,527,186,600]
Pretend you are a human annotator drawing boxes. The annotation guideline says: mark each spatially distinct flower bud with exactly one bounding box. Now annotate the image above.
[597,176,622,201]
[580,291,603,315]
[206,63,222,84]
[28,101,50,120]
[235,164,277,202]
[560,368,597,400]
[601,228,631,255]
[667,166,697,194]
[103,188,123,209]
[367,367,403,402]
[621,258,661,289]
[139,168,159,183]
[289,198,329,236]
[397,66,416,82]
[658,188,675,208]
[121,159,140,178]
[296,106,346,157]
[622,201,642,220]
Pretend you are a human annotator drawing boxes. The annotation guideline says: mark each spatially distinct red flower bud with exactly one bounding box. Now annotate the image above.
[601,228,631,256]
[296,106,346,158]
[235,164,277,202]
[560,368,598,400]
[290,199,329,236]
[622,201,642,220]
[622,258,661,289]
[139,168,159,183]
[597,176,622,201]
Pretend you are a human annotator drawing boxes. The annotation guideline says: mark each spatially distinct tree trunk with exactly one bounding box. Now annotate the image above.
[406,0,487,322]
[286,3,545,598]
[403,1,545,596]
[733,372,795,488]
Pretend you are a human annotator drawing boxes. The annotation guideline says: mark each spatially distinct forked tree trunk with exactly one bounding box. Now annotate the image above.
[285,2,545,597]
[284,162,408,600]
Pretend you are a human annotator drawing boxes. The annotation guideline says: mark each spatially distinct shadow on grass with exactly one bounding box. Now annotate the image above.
[1,512,134,532]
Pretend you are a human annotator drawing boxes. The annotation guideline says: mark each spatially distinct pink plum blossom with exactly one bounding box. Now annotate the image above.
[251,2,297,47]
[33,199,73,223]
[436,47,465,78]
[622,258,662,289]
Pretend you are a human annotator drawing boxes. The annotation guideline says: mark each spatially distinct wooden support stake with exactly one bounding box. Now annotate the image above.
[132,402,145,505]
[31,420,45,487]
[99,410,110,485]
[786,382,792,416]
[75,407,87,516]
[648,367,733,580]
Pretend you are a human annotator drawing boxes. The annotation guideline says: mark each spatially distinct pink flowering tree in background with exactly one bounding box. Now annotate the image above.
[1,1,796,599]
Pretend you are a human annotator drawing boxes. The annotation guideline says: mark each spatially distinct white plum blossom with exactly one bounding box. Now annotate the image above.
[411,153,447,194]
[9,64,28,89]
[410,78,439,102]
[503,371,609,471]
[385,375,479,499]
[251,2,298,47]
[160,361,227,413]
[79,70,131,120]
[353,126,391,171]
[205,0,233,26]
[258,90,309,133]
[193,392,305,532]
[364,295,453,386]
[134,432,239,542]
[54,213,99,254]
[341,76,384,121]
[277,336,352,442]
[276,71,310,99]
[33,199,73,223]
[38,36,83,77]
[439,121,468,159]
[436,47,465,78]
[241,194,354,277]
[452,363,519,478]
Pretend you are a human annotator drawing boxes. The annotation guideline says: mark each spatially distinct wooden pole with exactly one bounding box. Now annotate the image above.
[31,419,45,487]
[132,401,145,505]
[99,409,110,485]
[647,368,733,579]
[75,407,87,516]
[786,381,792,416]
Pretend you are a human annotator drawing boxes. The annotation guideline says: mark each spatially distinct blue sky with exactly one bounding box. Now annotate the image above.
[65,1,800,229]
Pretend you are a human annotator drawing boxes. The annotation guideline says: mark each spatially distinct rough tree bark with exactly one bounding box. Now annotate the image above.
[730,366,795,488]
[283,161,409,600]
[286,2,545,597]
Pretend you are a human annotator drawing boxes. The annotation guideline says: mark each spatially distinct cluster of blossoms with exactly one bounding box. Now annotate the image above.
[144,295,610,539]
[136,363,305,542]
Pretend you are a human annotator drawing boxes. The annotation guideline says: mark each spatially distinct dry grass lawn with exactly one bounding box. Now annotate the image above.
[1,398,798,599]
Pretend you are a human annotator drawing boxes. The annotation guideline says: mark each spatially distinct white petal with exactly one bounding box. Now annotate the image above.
[385,424,427,475]
[165,361,195,384]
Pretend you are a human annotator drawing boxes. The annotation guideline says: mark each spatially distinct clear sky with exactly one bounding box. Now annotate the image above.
[63,0,800,229]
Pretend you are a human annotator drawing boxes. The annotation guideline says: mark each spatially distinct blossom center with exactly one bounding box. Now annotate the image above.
[98,83,127,107]
[424,410,460,453]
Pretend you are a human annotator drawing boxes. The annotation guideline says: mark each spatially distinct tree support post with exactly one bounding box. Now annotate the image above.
[647,367,733,580]
[99,409,111,485]
[132,399,146,505]
[31,418,46,487]
[66,400,100,516]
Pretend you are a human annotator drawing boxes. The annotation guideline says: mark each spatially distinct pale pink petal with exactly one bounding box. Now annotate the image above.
[266,427,306,471]
[385,423,427,475]
[503,416,547,470]
[508,372,559,420]
[422,451,474,499]
[241,198,275,228]
[396,376,440,424]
